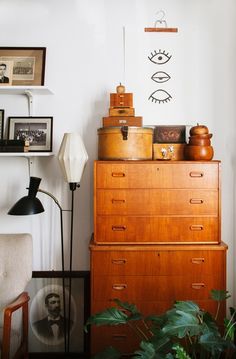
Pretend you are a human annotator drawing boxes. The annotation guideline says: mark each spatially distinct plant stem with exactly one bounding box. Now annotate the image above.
[127,321,149,341]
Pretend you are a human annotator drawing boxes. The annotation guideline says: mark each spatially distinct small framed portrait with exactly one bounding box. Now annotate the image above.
[27,271,90,355]
[0,47,46,86]
[8,116,53,152]
[0,109,4,139]
[0,61,13,85]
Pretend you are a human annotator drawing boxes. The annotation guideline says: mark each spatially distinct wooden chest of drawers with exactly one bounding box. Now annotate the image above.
[90,160,225,355]
[90,242,227,354]
[94,160,221,244]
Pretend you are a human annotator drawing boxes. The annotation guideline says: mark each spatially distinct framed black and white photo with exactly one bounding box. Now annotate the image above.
[0,109,4,139]
[27,271,90,356]
[0,47,46,86]
[8,116,53,152]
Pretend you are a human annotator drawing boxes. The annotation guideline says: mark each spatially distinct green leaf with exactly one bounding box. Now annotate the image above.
[174,301,201,314]
[133,341,156,358]
[172,344,191,359]
[201,311,219,335]
[211,289,231,301]
[199,332,227,355]
[93,346,121,359]
[113,298,140,315]
[162,310,201,338]
[84,307,128,332]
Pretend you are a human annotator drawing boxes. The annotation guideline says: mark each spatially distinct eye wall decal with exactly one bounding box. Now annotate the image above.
[148,50,172,65]
[148,89,172,104]
[151,71,171,83]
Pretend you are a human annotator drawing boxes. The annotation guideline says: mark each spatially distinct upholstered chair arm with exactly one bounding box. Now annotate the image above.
[2,292,30,359]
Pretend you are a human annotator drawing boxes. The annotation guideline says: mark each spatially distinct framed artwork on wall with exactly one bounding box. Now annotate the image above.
[0,109,4,139]
[0,47,46,86]
[8,116,53,152]
[27,271,90,356]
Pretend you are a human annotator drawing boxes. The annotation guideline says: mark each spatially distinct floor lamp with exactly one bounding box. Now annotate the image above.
[58,133,88,351]
[8,133,88,353]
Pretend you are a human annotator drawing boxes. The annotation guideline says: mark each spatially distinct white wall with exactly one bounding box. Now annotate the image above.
[0,0,235,305]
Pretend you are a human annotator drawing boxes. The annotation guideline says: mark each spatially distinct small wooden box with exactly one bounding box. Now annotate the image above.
[109,107,135,117]
[153,143,186,160]
[154,125,186,143]
[103,116,142,127]
[110,93,133,107]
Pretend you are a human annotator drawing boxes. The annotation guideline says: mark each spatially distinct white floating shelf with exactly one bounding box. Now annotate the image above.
[0,86,53,95]
[0,152,54,157]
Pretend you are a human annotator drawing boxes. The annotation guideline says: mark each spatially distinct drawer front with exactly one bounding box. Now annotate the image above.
[92,275,225,301]
[95,162,220,189]
[96,189,218,215]
[91,249,225,276]
[95,216,219,244]
[110,93,133,107]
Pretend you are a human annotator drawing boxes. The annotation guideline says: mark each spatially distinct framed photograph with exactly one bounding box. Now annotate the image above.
[8,116,53,152]
[0,47,46,86]
[27,271,90,356]
[0,109,4,139]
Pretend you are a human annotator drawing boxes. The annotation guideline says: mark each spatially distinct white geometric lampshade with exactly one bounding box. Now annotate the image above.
[58,133,88,184]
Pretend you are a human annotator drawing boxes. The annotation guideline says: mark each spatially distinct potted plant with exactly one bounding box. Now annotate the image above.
[85,290,236,358]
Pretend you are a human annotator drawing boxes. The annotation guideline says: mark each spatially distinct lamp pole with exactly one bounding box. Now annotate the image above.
[38,188,68,353]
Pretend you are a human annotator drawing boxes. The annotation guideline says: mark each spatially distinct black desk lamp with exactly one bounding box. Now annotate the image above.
[8,133,88,353]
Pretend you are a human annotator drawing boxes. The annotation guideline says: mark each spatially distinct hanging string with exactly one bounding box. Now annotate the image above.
[122,26,126,85]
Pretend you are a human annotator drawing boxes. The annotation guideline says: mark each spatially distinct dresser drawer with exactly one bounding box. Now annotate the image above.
[92,274,225,301]
[95,216,219,244]
[91,249,225,276]
[96,189,218,215]
[95,161,220,189]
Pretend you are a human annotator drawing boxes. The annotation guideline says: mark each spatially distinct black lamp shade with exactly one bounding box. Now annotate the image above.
[8,176,45,215]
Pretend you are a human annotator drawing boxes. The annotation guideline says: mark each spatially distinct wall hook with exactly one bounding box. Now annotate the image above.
[154,10,167,28]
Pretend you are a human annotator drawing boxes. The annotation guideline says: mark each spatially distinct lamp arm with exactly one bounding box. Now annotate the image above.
[38,188,63,211]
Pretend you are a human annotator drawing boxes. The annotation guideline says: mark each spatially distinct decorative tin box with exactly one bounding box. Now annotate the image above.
[153,143,186,160]
[154,125,186,143]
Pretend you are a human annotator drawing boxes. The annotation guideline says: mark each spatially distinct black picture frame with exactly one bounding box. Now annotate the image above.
[0,109,4,139]
[27,271,90,357]
[8,116,53,152]
[0,47,46,86]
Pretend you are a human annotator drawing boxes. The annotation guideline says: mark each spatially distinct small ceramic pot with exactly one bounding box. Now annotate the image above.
[184,145,214,161]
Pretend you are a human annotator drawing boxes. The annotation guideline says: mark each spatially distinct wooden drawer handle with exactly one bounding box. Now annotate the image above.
[112,199,126,204]
[119,102,124,105]
[190,199,203,204]
[189,171,204,177]
[112,226,126,231]
[190,225,203,231]
[112,259,127,265]
[112,172,126,177]
[191,257,205,264]
[112,284,127,290]
[112,334,127,340]
[192,283,205,290]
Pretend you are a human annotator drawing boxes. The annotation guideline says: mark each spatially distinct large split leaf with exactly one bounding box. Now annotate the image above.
[84,307,128,332]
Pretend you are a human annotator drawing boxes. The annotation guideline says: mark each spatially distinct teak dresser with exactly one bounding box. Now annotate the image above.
[90,160,227,354]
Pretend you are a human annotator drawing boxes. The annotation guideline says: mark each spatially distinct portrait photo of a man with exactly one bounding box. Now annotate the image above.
[30,285,75,346]
[0,60,13,85]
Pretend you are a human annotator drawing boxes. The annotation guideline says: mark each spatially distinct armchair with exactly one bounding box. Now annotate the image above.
[0,234,32,359]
